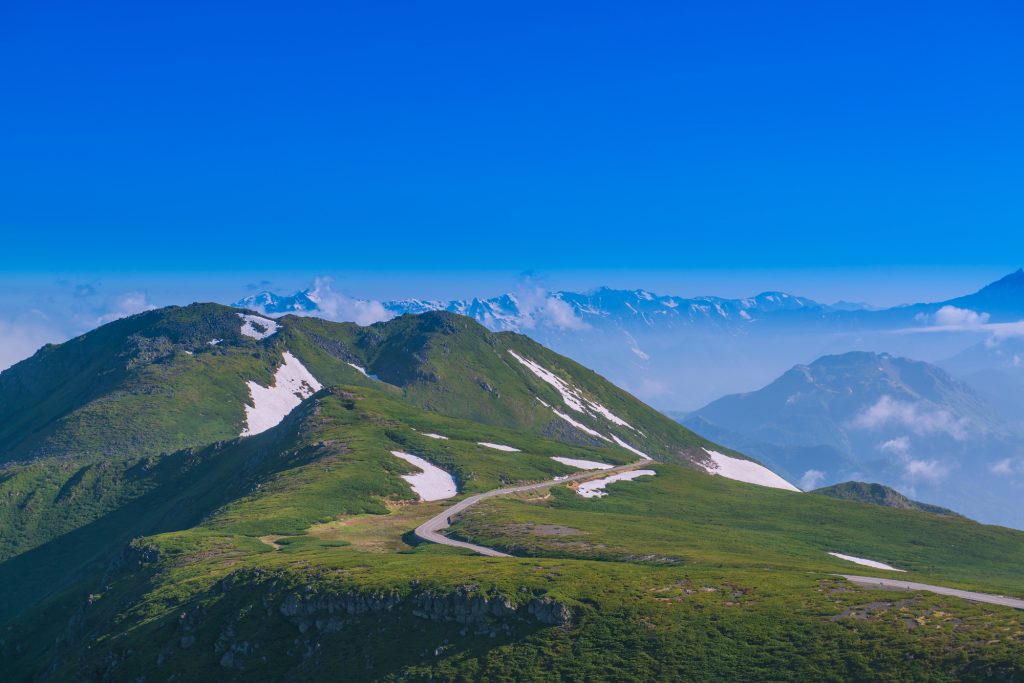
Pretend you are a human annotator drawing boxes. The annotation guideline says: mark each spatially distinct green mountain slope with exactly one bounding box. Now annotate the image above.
[0,303,271,464]
[0,306,726,564]
[2,308,1023,681]
[281,311,727,463]
[811,481,960,516]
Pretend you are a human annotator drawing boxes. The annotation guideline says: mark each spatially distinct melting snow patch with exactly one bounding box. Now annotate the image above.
[478,442,520,452]
[241,352,322,436]
[508,350,637,431]
[208,339,223,346]
[611,434,651,460]
[542,402,611,441]
[576,470,656,498]
[421,432,449,440]
[701,449,799,491]
[828,552,904,572]
[237,313,279,340]
[551,457,614,470]
[345,362,381,380]
[390,451,457,501]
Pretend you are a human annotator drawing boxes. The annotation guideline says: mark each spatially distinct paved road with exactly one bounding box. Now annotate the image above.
[414,460,649,557]
[841,575,1024,610]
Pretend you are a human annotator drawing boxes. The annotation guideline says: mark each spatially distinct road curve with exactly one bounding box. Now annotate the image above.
[841,575,1024,610]
[414,460,650,557]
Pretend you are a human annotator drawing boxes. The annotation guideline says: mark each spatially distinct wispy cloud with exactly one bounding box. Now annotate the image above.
[990,457,1024,476]
[878,436,911,455]
[799,469,826,491]
[850,396,970,440]
[95,292,157,325]
[305,277,392,326]
[903,458,950,485]
[513,277,590,331]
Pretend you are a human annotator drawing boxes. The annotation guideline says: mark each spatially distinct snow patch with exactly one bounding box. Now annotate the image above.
[576,470,656,498]
[701,449,799,491]
[828,552,904,572]
[508,350,637,431]
[478,442,520,452]
[540,399,611,441]
[346,362,381,380]
[551,457,614,470]
[611,434,651,460]
[421,432,449,440]
[390,451,458,501]
[237,313,279,340]
[240,352,322,437]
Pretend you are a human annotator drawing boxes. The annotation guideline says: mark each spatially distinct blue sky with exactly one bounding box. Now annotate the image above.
[3,1,1022,272]
[1,2,1022,365]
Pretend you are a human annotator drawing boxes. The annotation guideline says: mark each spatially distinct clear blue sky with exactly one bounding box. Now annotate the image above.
[2,1,1022,278]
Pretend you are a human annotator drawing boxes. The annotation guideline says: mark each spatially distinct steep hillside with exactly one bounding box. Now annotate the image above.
[0,303,279,464]
[811,481,960,516]
[282,311,726,465]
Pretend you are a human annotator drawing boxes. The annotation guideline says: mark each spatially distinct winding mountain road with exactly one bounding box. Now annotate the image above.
[414,460,649,557]
[841,575,1024,610]
[413,464,1024,612]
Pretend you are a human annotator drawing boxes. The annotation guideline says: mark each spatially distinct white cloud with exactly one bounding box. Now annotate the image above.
[878,436,911,455]
[930,305,990,327]
[991,458,1015,475]
[513,279,589,331]
[799,469,826,491]
[303,278,393,326]
[95,292,157,325]
[850,395,970,441]
[903,458,950,485]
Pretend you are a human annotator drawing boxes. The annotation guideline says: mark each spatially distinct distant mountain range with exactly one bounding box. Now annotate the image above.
[235,269,1024,409]
[682,351,1024,528]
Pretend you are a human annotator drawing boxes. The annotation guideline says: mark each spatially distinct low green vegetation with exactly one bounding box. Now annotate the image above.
[812,481,960,516]
[1,306,1021,681]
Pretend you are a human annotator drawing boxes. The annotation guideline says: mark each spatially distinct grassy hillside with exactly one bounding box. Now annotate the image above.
[284,311,733,464]
[0,306,724,564]
[2,307,1022,681]
[4,420,1023,680]
[0,303,272,464]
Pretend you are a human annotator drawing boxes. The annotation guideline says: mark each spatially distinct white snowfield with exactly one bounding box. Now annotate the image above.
[829,552,905,572]
[551,456,614,470]
[237,313,279,340]
[478,442,521,452]
[576,469,657,498]
[701,448,800,491]
[611,434,652,460]
[421,432,449,440]
[240,352,322,437]
[508,350,636,431]
[390,451,458,501]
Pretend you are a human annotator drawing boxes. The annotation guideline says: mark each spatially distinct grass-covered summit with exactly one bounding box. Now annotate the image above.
[812,481,960,516]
